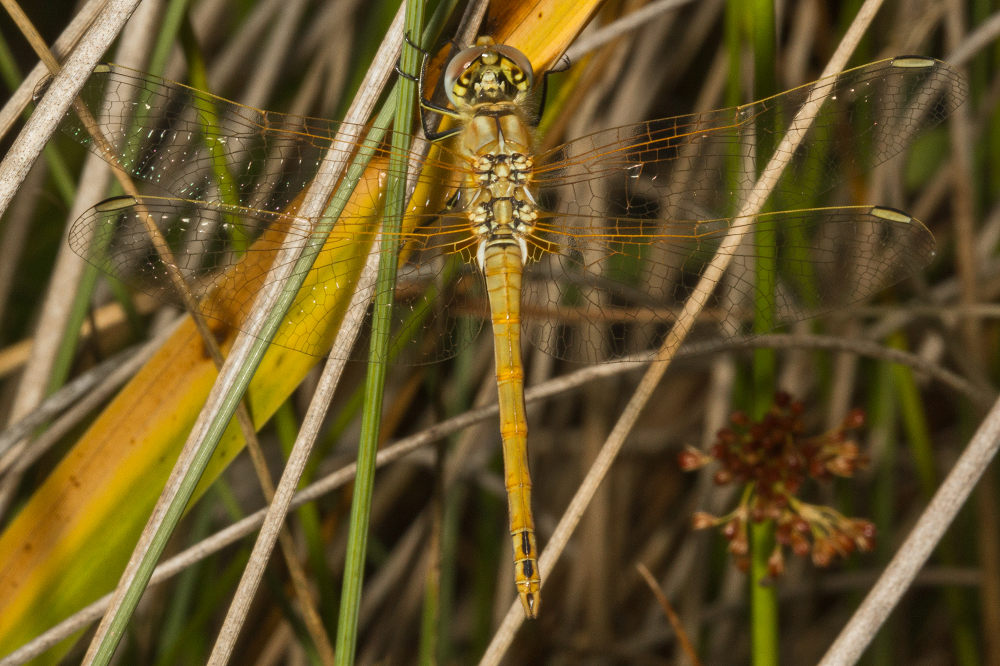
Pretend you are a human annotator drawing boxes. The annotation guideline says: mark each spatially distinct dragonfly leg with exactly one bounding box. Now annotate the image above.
[534,54,571,124]
[418,87,462,141]
[394,31,429,82]
[403,30,429,55]
[420,113,462,141]
[400,35,464,141]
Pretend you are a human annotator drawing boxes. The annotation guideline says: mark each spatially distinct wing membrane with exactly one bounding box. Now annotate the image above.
[57,58,961,360]
[523,206,935,361]
[45,64,466,212]
[536,56,966,221]
[72,194,934,361]
[71,194,484,359]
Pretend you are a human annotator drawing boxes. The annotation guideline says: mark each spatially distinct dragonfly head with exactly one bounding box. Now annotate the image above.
[444,37,534,108]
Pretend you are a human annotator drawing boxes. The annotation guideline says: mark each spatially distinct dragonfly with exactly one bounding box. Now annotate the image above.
[45,38,965,617]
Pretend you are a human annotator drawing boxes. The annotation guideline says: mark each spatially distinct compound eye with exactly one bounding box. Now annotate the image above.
[443,45,489,107]
[494,45,534,88]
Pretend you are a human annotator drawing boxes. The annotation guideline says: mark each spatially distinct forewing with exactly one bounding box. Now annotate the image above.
[519,56,962,361]
[42,64,467,212]
[535,56,967,221]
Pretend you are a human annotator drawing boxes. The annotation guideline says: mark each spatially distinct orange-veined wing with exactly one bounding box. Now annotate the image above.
[57,58,961,361]
[521,205,934,362]
[535,56,966,222]
[69,192,488,359]
[42,63,470,212]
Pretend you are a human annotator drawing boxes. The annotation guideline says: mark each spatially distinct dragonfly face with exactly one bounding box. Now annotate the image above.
[47,41,966,617]
[441,38,534,107]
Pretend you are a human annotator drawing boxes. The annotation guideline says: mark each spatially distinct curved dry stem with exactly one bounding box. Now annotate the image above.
[819,393,1000,664]
[682,333,992,408]
[0,0,139,217]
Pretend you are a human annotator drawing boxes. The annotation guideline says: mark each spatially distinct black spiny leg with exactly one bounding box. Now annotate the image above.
[395,31,428,82]
[395,34,460,141]
[402,34,464,141]
[534,54,571,126]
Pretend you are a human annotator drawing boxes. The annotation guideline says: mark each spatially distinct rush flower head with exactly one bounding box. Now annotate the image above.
[680,392,874,575]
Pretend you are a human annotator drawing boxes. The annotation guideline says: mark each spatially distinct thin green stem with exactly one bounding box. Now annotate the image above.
[734,1,780,664]
[749,0,777,415]
[333,1,424,663]
[749,520,779,666]
[865,341,898,665]
[148,0,192,75]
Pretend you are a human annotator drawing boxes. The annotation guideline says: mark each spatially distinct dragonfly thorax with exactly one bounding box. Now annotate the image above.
[469,188,538,267]
[474,153,532,186]
[459,131,539,270]
[447,42,542,273]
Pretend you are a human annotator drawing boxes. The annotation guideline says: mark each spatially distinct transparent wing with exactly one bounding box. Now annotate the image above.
[70,195,485,360]
[53,63,479,360]
[522,206,935,361]
[535,56,966,221]
[44,63,468,212]
[60,58,961,361]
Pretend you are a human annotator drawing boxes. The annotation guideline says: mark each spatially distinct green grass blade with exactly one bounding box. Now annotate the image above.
[334,1,424,663]
[738,1,780,664]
